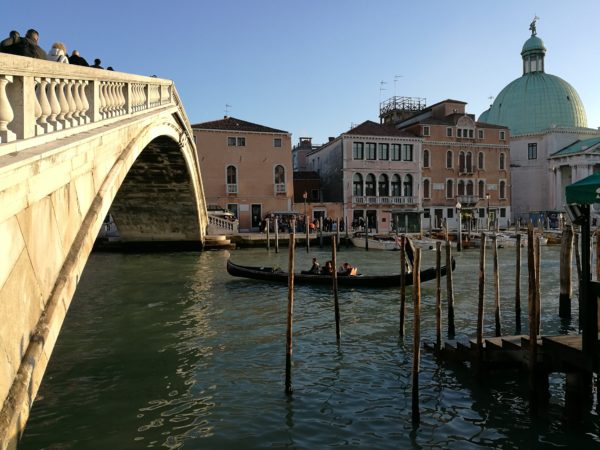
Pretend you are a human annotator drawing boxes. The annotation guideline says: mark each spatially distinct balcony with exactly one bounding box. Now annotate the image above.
[226,183,237,194]
[457,195,479,208]
[274,183,286,194]
[353,196,418,205]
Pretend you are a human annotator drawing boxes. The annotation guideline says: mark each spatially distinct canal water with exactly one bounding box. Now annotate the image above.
[19,245,600,449]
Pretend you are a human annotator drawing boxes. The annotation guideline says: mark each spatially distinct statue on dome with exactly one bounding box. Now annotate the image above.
[529,16,539,35]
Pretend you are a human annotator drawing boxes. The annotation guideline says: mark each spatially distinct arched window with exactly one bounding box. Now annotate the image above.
[423,149,430,168]
[478,152,484,170]
[365,173,376,196]
[353,173,363,196]
[499,152,506,170]
[423,179,430,199]
[274,165,285,183]
[466,152,473,172]
[403,174,413,197]
[378,174,389,197]
[457,180,465,196]
[459,151,466,172]
[446,179,453,198]
[391,174,401,196]
[226,165,237,193]
[478,180,485,199]
[500,180,506,199]
[446,151,453,169]
[466,180,474,196]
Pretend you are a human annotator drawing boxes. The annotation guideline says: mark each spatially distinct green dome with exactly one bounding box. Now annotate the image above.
[478,107,490,123]
[521,35,546,54]
[485,73,587,135]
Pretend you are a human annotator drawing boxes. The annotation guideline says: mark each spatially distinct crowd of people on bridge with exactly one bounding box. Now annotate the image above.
[0,29,113,70]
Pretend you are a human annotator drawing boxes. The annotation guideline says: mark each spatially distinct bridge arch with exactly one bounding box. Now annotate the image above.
[0,54,207,448]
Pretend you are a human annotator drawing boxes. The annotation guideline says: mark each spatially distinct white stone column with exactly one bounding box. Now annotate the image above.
[0,74,15,142]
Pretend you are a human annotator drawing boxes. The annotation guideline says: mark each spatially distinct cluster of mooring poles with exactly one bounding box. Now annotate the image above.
[265,217,347,254]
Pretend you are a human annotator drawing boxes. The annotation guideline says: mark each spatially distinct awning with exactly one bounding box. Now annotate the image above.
[565,173,600,204]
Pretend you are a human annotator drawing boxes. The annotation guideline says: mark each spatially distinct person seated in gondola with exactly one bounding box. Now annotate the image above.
[321,260,334,275]
[339,262,357,276]
[308,257,320,274]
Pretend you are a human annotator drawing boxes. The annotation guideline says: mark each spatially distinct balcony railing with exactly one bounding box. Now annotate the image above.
[353,195,418,205]
[457,195,480,207]
[226,183,237,194]
[274,183,286,194]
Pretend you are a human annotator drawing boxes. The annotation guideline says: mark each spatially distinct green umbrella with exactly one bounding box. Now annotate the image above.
[565,172,600,205]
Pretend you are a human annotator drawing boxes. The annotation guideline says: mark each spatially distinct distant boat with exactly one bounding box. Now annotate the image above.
[226,258,456,288]
[351,234,445,251]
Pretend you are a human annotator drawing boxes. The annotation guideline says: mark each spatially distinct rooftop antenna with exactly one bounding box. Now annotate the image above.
[379,81,387,103]
[394,75,403,97]
[488,95,494,107]
[225,104,232,116]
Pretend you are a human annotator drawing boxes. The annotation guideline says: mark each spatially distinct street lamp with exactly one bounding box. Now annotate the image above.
[456,201,462,252]
[485,193,490,231]
[303,191,309,252]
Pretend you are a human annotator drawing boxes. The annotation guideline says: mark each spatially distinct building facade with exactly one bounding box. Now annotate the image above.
[384,98,511,231]
[307,120,422,233]
[192,117,293,232]
[479,21,600,222]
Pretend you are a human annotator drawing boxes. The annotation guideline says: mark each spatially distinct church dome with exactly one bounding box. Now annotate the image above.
[480,23,587,135]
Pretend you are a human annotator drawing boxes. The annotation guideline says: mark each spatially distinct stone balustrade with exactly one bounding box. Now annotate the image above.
[0,53,174,150]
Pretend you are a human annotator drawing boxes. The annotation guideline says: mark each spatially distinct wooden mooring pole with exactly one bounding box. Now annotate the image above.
[435,241,442,351]
[446,236,455,338]
[285,221,296,395]
[266,218,271,251]
[275,217,279,254]
[536,234,542,335]
[399,235,406,339]
[411,248,421,427]
[319,216,323,249]
[515,233,522,333]
[332,236,341,344]
[476,233,487,359]
[493,234,502,337]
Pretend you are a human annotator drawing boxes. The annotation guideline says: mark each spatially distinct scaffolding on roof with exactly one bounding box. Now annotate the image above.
[379,96,426,118]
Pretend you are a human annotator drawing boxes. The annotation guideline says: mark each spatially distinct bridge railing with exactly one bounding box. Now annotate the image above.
[0,53,176,149]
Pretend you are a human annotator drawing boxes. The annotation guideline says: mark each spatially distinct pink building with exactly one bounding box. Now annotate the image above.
[192,117,293,231]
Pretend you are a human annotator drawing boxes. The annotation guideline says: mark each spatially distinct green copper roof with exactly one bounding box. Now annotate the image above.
[521,35,546,54]
[551,136,600,157]
[484,73,587,135]
[478,107,490,123]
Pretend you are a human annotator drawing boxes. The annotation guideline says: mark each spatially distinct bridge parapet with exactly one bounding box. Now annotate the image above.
[0,53,179,156]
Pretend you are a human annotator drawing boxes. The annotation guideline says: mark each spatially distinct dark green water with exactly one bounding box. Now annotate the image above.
[19,246,600,449]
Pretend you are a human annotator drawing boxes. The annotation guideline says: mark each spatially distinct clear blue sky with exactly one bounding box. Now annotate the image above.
[4,1,599,144]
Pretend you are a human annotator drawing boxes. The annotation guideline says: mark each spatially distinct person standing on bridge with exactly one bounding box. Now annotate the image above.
[1,29,47,59]
[47,42,69,63]
[0,31,20,48]
[68,50,89,66]
[91,58,103,69]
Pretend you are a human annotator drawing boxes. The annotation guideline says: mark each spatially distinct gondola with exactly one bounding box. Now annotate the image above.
[226,258,455,288]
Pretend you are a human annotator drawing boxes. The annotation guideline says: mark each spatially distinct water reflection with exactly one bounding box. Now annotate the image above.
[19,246,600,449]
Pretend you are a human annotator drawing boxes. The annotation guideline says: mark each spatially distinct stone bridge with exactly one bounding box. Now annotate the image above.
[0,54,207,449]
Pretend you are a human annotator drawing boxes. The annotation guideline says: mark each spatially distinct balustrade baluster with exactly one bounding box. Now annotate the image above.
[72,80,83,124]
[106,82,114,117]
[57,79,69,128]
[118,83,125,115]
[132,84,138,111]
[79,80,90,123]
[0,74,16,142]
[33,79,42,127]
[36,77,52,133]
[65,79,76,124]
[47,78,62,130]
[99,82,107,119]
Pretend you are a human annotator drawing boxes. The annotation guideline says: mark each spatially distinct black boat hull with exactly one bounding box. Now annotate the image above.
[226,259,455,288]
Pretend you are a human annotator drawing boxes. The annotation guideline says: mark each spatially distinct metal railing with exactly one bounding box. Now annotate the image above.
[353,195,418,205]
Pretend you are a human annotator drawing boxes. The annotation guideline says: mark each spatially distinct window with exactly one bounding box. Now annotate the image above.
[478,129,484,139]
[479,208,485,218]
[466,181,474,196]
[499,180,506,199]
[366,143,376,160]
[378,174,389,196]
[228,137,246,146]
[228,137,236,146]
[423,149,430,168]
[499,130,506,140]
[500,208,506,218]
[459,151,465,173]
[446,151,453,168]
[391,174,401,196]
[423,126,430,136]
[274,165,285,193]
[392,144,401,161]
[378,143,389,160]
[478,152,484,170]
[402,144,413,161]
[528,143,537,160]
[423,179,430,199]
[457,129,462,138]
[353,173,363,196]
[226,165,237,193]
[478,180,485,198]
[352,142,364,160]
[403,174,413,197]
[499,152,506,170]
[458,180,465,196]
[447,208,454,219]
[446,179,453,198]
[310,189,320,201]
[468,129,474,138]
[466,152,473,172]
[273,138,282,147]
[447,128,453,137]
[365,174,376,196]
